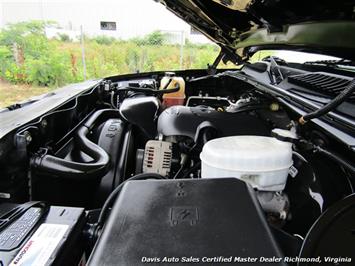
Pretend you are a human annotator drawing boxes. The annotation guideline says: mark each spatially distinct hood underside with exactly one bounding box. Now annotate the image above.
[160,0,355,61]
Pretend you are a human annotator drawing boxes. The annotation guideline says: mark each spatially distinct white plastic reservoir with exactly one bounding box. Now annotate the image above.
[200,136,293,191]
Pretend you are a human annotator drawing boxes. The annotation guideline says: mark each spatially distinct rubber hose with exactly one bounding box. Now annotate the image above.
[299,78,355,124]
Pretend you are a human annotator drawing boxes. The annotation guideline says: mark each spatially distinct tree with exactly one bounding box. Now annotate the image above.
[0,21,50,47]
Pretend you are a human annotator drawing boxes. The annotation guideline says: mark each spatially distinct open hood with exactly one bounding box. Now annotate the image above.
[159,0,355,61]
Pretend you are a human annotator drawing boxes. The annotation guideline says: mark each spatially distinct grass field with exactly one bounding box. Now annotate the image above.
[0,80,52,108]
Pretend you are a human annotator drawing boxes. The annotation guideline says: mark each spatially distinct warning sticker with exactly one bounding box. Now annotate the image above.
[10,223,69,266]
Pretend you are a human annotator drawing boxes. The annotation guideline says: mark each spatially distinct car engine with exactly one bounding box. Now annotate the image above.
[0,69,354,265]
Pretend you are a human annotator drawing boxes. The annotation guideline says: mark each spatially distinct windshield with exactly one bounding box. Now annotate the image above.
[251,50,342,64]
[0,0,236,108]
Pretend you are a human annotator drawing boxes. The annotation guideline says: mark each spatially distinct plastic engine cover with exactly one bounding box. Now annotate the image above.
[88,178,285,265]
[157,106,270,139]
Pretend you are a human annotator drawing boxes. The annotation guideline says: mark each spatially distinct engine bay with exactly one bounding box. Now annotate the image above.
[0,68,354,265]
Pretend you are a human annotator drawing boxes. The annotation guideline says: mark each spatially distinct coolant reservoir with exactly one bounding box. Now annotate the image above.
[160,73,185,107]
[200,136,293,191]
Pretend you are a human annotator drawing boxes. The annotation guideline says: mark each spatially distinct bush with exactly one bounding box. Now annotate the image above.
[92,35,116,45]
[57,33,71,42]
[131,31,166,46]
[0,45,12,76]
[24,52,72,86]
[0,21,76,85]
[145,31,166,46]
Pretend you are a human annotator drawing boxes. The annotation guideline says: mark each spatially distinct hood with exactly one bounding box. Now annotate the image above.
[159,0,355,61]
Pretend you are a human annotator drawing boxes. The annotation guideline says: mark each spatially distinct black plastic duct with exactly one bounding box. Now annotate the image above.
[31,109,120,180]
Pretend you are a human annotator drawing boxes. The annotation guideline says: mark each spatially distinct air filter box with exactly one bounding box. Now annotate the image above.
[88,178,285,265]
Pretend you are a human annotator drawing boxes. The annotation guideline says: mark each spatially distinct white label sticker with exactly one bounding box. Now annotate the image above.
[289,165,298,178]
[10,223,69,266]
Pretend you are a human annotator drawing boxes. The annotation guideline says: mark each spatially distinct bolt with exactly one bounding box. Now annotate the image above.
[41,119,48,128]
[24,131,32,144]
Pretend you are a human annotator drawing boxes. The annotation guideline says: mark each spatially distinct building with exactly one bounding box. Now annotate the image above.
[0,0,210,43]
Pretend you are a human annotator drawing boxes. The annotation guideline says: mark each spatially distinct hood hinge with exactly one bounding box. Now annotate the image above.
[207,47,243,75]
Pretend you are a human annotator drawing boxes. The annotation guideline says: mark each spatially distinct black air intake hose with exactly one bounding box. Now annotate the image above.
[31,109,120,180]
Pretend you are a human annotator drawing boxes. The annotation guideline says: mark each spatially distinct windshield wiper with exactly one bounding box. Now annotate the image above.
[262,56,285,84]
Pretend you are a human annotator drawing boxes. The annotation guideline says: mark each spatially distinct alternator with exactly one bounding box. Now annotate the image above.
[143,140,173,177]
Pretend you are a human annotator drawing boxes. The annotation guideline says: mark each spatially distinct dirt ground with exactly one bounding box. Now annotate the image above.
[0,80,52,108]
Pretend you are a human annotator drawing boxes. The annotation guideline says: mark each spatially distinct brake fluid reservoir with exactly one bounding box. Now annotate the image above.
[160,73,185,107]
[200,136,293,191]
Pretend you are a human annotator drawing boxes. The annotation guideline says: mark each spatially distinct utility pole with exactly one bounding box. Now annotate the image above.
[39,0,44,21]
[180,30,184,70]
[80,25,87,80]
[0,1,3,29]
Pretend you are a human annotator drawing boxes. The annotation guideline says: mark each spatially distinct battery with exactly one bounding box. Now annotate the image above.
[0,205,85,266]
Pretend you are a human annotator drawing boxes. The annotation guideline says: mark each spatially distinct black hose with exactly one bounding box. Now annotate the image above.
[97,173,166,227]
[182,161,201,179]
[161,78,172,90]
[299,78,355,124]
[173,164,185,179]
[315,146,355,175]
[116,79,178,96]
[82,109,120,130]
[31,109,120,180]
